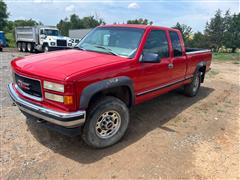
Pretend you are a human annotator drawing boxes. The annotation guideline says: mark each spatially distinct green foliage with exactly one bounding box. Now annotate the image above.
[172,22,192,46]
[13,19,41,27]
[3,19,41,46]
[179,9,240,51]
[0,0,9,30]
[205,9,225,51]
[223,12,240,53]
[57,14,105,36]
[5,32,15,47]
[188,32,210,48]
[213,52,240,61]
[4,19,41,32]
[127,18,153,25]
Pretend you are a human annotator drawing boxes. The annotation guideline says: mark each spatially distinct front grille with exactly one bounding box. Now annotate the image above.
[57,40,67,46]
[15,73,42,98]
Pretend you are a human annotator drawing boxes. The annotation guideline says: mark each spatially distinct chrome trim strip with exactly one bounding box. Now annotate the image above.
[19,106,85,127]
[8,83,86,128]
[137,76,193,96]
[15,84,43,101]
[185,75,194,79]
[186,50,211,55]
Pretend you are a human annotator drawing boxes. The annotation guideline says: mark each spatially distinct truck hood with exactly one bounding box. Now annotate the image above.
[46,35,70,41]
[12,50,128,81]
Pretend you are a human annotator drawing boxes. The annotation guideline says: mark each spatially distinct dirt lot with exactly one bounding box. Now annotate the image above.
[0,51,239,179]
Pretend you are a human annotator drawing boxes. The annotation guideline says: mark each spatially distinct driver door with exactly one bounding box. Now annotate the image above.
[136,29,172,96]
[39,29,46,44]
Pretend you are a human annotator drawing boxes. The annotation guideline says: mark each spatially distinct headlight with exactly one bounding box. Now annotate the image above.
[43,81,64,92]
[45,92,64,103]
[50,42,56,46]
[68,43,72,46]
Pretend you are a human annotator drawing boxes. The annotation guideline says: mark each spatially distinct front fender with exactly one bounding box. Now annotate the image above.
[79,76,134,109]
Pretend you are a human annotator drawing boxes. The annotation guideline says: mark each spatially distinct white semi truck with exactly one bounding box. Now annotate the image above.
[15,26,73,52]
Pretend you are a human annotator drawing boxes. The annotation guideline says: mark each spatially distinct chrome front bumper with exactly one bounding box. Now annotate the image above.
[7,83,86,128]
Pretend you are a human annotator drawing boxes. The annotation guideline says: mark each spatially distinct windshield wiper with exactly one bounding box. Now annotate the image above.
[93,45,119,56]
[74,46,86,51]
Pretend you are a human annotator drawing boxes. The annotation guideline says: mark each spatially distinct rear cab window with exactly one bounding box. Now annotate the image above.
[169,31,183,57]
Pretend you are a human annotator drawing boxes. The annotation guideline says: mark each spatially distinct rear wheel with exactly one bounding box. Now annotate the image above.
[184,71,201,97]
[21,42,27,52]
[17,42,22,52]
[82,96,129,148]
[27,43,33,52]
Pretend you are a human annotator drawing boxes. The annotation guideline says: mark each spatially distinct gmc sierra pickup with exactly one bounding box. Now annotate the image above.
[8,24,212,148]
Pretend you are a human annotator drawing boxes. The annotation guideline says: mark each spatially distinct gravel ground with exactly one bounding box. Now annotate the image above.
[0,51,240,179]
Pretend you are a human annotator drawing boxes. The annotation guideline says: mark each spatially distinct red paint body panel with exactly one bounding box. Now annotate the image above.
[10,24,212,112]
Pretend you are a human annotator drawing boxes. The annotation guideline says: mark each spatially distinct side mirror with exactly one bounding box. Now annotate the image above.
[40,34,47,39]
[140,52,160,63]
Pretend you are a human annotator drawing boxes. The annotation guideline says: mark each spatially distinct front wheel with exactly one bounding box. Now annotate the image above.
[184,71,201,97]
[82,96,129,148]
[43,44,49,53]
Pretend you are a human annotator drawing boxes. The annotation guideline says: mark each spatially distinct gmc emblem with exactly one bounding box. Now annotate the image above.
[17,79,30,90]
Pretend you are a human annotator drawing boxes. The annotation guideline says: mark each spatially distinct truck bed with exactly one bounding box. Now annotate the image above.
[15,27,38,43]
[185,48,212,78]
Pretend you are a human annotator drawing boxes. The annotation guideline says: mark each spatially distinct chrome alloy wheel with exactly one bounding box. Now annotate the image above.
[95,110,121,139]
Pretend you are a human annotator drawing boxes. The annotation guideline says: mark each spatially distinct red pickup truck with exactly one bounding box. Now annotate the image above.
[8,24,212,148]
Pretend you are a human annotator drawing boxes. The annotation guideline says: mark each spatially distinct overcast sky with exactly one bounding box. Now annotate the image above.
[5,0,240,32]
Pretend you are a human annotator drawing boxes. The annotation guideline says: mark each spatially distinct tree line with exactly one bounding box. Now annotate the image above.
[0,0,239,52]
[56,14,105,36]
[172,10,240,53]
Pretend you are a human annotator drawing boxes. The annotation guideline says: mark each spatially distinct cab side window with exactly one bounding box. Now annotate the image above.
[169,31,182,57]
[40,29,44,35]
[143,30,169,58]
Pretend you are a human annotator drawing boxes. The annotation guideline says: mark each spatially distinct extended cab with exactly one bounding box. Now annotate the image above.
[8,25,212,148]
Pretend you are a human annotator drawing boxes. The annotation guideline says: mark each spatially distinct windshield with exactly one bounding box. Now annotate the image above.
[44,29,59,36]
[78,27,144,58]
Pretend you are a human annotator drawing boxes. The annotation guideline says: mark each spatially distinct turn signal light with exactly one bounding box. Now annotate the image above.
[64,95,73,105]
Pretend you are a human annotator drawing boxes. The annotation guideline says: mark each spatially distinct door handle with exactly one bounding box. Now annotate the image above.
[168,63,174,69]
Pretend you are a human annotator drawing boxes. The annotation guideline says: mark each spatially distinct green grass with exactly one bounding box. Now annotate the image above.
[213,52,240,62]
[5,32,16,48]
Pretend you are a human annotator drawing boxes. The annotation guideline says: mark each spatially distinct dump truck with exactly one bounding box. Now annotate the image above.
[15,26,73,52]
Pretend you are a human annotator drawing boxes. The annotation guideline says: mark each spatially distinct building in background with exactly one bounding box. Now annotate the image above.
[69,29,92,46]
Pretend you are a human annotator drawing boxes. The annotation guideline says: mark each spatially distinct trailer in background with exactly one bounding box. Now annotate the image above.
[0,31,8,51]
[15,26,73,52]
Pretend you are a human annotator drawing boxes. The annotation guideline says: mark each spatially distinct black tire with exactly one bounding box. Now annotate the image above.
[22,42,27,52]
[82,96,129,148]
[27,43,33,52]
[184,71,201,97]
[17,42,22,52]
[43,44,49,53]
